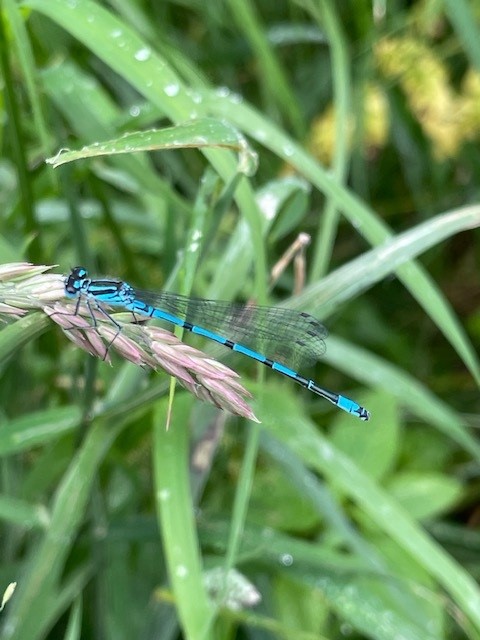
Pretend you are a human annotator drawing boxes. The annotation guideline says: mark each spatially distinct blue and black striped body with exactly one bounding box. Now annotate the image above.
[65,266,370,421]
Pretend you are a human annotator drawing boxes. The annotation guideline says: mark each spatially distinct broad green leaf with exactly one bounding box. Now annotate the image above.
[248,462,321,532]
[387,472,464,521]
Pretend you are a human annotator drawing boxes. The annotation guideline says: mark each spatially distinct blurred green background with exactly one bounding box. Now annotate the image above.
[0,0,479,639]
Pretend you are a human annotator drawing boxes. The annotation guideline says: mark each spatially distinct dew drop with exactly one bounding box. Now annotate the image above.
[164,83,180,97]
[134,47,151,62]
[321,442,333,459]
[340,623,354,636]
[257,193,279,221]
[216,86,230,98]
[158,489,170,501]
[176,565,188,578]
[279,553,293,566]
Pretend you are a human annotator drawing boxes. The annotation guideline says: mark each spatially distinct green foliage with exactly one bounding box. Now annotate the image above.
[0,1,479,639]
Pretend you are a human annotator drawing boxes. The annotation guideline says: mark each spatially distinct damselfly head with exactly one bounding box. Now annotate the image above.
[65,266,89,296]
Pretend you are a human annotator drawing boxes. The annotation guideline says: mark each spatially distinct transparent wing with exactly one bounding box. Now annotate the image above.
[133,288,327,371]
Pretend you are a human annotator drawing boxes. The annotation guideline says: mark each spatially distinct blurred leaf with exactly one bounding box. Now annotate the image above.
[3,0,52,160]
[200,517,366,573]
[444,0,480,69]
[63,598,82,640]
[402,427,455,473]
[273,575,328,636]
[329,391,400,481]
[0,495,49,529]
[0,407,81,456]
[307,572,438,640]
[0,313,50,364]
[248,461,321,532]
[262,177,311,242]
[226,0,304,135]
[387,472,464,521]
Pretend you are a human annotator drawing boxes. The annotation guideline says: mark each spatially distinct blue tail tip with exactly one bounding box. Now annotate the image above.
[337,395,370,421]
[357,406,370,421]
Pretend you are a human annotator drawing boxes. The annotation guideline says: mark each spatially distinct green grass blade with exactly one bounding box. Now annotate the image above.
[293,204,480,319]
[444,0,480,69]
[226,0,304,136]
[3,0,53,162]
[63,598,82,640]
[0,494,49,529]
[153,396,214,640]
[299,0,352,279]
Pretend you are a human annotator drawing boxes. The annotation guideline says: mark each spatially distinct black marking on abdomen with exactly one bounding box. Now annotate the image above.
[294,373,309,387]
